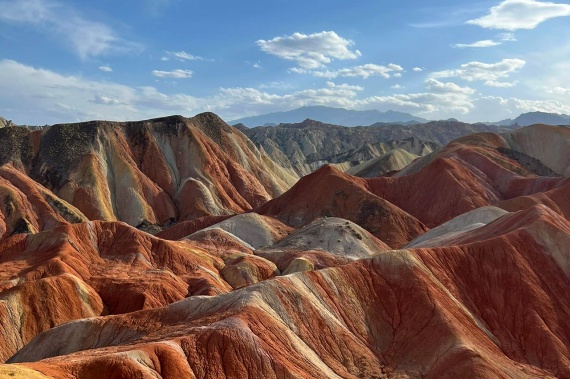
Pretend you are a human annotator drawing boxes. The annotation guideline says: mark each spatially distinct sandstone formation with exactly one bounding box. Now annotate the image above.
[5,205,570,378]
[0,114,298,231]
[345,149,418,178]
[257,164,429,248]
[0,163,87,237]
[243,118,508,176]
[0,115,569,379]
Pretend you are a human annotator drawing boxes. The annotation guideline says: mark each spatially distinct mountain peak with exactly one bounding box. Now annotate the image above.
[231,106,428,127]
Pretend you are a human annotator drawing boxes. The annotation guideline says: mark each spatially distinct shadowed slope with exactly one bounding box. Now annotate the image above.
[502,124,570,177]
[346,149,418,178]
[0,164,87,237]
[0,114,298,229]
[498,180,570,221]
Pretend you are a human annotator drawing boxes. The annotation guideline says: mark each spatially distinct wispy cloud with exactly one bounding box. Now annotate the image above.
[408,21,457,28]
[453,40,502,48]
[413,67,424,72]
[2,59,568,126]
[143,0,180,15]
[432,58,525,87]
[257,31,361,69]
[452,32,519,49]
[91,95,121,105]
[467,0,570,30]
[258,81,295,90]
[0,0,142,60]
[152,69,193,78]
[161,50,203,61]
[99,66,113,72]
[291,63,404,79]
[545,86,570,95]
[357,79,477,116]
[499,32,518,41]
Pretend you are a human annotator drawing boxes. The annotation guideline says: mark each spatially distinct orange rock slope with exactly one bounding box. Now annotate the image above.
[0,119,569,378]
[0,114,298,231]
[4,205,570,378]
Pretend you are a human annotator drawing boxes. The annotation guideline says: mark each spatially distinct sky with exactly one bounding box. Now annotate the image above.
[1,0,570,125]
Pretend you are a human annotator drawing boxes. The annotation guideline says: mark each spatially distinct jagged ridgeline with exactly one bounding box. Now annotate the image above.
[240,118,515,176]
[0,114,298,235]
[0,112,570,377]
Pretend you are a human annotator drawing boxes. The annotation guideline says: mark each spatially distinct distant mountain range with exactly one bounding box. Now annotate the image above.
[231,106,570,129]
[230,106,428,127]
[493,111,570,127]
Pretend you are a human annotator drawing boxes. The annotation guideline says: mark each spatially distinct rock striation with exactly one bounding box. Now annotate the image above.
[0,114,298,232]
[0,114,569,378]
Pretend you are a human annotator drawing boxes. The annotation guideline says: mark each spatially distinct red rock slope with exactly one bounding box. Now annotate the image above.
[0,114,298,228]
[0,164,87,237]
[0,122,569,378]
[257,164,429,248]
[4,205,570,378]
[0,220,283,362]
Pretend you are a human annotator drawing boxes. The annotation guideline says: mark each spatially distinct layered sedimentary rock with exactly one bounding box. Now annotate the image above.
[0,114,298,230]
[4,205,570,378]
[0,164,87,237]
[243,118,508,176]
[0,117,569,378]
[257,165,429,248]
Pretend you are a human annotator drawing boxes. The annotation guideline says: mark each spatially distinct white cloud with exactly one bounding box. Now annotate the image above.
[0,59,365,124]
[357,91,474,116]
[424,79,476,94]
[467,0,570,30]
[2,59,568,126]
[214,82,365,117]
[162,50,203,61]
[293,63,403,79]
[151,69,193,79]
[0,59,188,123]
[258,81,295,90]
[91,95,121,105]
[499,32,518,41]
[472,96,570,121]
[391,84,403,89]
[413,67,423,72]
[256,31,361,69]
[0,0,142,60]
[487,81,518,88]
[99,66,113,72]
[432,58,525,87]
[253,62,262,69]
[545,86,570,95]
[453,40,502,48]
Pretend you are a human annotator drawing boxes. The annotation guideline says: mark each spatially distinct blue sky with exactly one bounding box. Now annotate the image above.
[1,0,570,125]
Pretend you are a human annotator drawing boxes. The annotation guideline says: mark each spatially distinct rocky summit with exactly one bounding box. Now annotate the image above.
[0,113,569,378]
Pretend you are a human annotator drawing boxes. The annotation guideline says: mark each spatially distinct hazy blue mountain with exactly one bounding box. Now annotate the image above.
[490,112,570,127]
[230,106,428,127]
